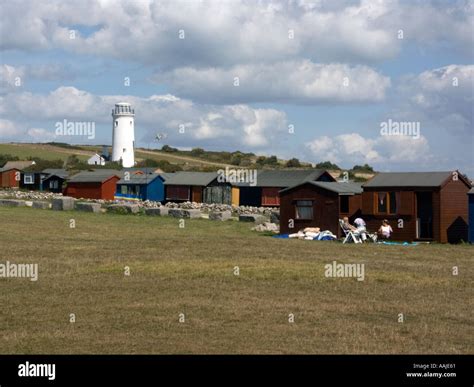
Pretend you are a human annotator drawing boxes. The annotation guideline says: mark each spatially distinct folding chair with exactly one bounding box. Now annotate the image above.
[339,219,362,244]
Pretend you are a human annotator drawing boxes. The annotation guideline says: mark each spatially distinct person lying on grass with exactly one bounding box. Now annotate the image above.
[378,219,393,239]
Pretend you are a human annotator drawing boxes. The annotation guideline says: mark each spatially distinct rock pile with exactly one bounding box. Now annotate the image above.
[251,222,279,233]
[0,190,280,217]
[0,190,62,200]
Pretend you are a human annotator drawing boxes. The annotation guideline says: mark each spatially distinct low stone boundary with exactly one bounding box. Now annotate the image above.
[107,204,140,214]
[209,211,231,221]
[32,201,51,210]
[52,197,75,211]
[239,214,267,224]
[144,207,169,216]
[168,209,202,218]
[76,202,102,213]
[0,199,27,207]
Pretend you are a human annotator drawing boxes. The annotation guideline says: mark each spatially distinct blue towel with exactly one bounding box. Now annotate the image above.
[381,241,419,246]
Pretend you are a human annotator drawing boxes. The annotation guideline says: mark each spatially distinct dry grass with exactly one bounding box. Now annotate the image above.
[0,143,90,161]
[0,207,472,354]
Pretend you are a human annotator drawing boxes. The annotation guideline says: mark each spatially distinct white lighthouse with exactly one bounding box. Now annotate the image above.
[111,102,135,168]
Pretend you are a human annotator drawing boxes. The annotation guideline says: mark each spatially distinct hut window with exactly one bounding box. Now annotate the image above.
[340,195,349,213]
[24,174,34,184]
[376,192,399,214]
[50,180,59,189]
[120,185,128,195]
[295,200,313,220]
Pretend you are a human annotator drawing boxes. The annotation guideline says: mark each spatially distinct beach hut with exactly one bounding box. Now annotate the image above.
[361,171,470,243]
[0,161,36,188]
[164,172,231,204]
[279,181,363,235]
[235,169,335,207]
[64,169,121,200]
[115,171,174,202]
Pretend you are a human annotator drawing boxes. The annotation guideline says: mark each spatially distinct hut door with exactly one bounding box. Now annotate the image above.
[203,186,231,204]
[416,192,433,239]
[192,186,202,203]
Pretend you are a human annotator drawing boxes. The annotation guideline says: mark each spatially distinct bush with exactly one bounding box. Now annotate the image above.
[230,154,242,166]
[285,158,301,168]
[161,145,178,152]
[190,148,205,157]
[352,164,374,172]
[315,161,340,170]
[264,155,279,166]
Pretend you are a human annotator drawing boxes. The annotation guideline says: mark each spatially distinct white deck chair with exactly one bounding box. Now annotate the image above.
[339,219,362,244]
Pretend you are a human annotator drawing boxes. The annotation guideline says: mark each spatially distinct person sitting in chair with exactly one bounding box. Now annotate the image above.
[342,217,357,232]
[378,219,393,239]
[353,217,368,242]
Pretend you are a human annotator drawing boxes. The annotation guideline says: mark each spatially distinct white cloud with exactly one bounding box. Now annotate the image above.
[0,86,287,149]
[0,62,77,94]
[395,64,474,136]
[306,132,432,167]
[1,0,471,67]
[0,119,22,138]
[153,61,391,104]
[26,128,56,142]
[0,65,24,92]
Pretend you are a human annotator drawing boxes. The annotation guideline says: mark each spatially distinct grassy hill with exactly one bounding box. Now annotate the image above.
[0,143,235,170]
[0,142,375,179]
[0,143,90,162]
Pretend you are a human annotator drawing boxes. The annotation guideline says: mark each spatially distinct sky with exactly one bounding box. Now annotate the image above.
[0,0,473,174]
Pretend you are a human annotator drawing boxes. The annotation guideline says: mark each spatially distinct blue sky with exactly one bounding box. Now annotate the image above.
[0,0,472,175]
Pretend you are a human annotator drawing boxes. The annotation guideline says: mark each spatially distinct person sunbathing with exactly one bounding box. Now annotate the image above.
[378,219,393,239]
[342,217,357,232]
[353,217,368,242]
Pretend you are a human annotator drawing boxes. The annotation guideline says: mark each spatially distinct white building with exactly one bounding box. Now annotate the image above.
[87,153,106,166]
[111,102,135,168]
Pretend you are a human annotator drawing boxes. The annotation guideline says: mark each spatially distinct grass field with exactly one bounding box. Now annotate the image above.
[0,143,90,161]
[0,207,472,354]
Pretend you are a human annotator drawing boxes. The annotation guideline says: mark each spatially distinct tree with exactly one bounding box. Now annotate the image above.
[230,154,242,166]
[264,155,278,166]
[65,155,81,168]
[352,163,374,172]
[315,161,340,170]
[239,158,251,167]
[255,156,267,166]
[285,158,301,168]
[190,147,205,157]
[161,145,178,152]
